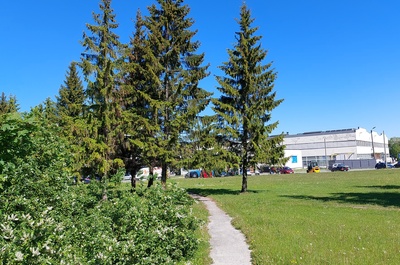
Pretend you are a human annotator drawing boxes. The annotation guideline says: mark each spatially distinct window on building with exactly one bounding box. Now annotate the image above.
[292,156,297,163]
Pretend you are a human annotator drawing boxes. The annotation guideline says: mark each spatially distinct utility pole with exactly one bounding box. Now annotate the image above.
[371,127,375,160]
[324,137,328,170]
[383,130,387,164]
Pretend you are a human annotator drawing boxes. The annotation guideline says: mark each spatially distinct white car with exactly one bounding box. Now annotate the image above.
[123,173,132,181]
[247,170,260,176]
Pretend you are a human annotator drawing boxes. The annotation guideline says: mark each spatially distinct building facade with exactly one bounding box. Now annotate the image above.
[283,128,390,169]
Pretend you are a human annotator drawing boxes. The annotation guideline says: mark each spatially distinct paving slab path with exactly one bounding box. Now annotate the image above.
[190,194,252,265]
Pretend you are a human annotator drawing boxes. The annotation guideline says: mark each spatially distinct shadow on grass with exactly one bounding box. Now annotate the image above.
[186,188,262,197]
[355,185,400,190]
[282,191,400,208]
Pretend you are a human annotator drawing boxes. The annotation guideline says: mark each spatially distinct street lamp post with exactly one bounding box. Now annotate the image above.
[383,130,387,164]
[371,127,375,160]
[324,137,328,170]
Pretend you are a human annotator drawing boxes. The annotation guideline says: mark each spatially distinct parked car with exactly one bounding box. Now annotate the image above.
[184,169,213,178]
[375,162,387,169]
[386,163,395,168]
[215,171,228,177]
[184,170,201,178]
[260,166,271,173]
[330,163,349,172]
[280,166,294,174]
[246,169,260,176]
[394,162,400,168]
[123,173,132,181]
[269,166,280,174]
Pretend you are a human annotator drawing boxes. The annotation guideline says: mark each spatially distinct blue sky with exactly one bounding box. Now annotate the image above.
[1,0,399,138]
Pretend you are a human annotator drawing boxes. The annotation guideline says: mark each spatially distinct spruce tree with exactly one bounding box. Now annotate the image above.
[56,62,85,119]
[79,0,124,187]
[212,4,285,192]
[119,10,156,190]
[56,62,87,179]
[0,93,19,114]
[142,0,211,186]
[30,98,59,126]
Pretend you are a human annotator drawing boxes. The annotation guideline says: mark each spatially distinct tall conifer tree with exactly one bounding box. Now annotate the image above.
[119,10,156,189]
[56,62,87,179]
[79,0,124,191]
[56,62,85,119]
[212,4,285,192]
[143,0,211,186]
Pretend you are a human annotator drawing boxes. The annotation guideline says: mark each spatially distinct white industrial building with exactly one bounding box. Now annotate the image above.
[283,127,390,169]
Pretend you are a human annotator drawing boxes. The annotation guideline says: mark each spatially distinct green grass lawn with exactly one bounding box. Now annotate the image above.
[173,169,400,265]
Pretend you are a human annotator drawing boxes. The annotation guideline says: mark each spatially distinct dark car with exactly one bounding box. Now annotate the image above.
[216,171,228,177]
[330,163,349,172]
[386,163,395,168]
[394,162,400,168]
[269,166,281,174]
[81,176,91,184]
[375,162,387,169]
[280,166,294,174]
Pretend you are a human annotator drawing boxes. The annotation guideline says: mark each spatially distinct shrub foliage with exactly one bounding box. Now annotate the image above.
[0,113,199,264]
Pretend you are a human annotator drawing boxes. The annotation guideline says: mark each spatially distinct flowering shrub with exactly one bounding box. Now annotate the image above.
[1,184,199,264]
[0,114,199,264]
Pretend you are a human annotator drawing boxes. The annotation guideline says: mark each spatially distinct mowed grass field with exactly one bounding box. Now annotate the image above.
[173,169,400,265]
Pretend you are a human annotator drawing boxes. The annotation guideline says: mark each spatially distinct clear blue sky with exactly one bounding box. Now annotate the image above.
[1,0,399,138]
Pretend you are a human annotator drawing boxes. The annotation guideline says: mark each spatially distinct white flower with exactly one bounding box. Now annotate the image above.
[43,244,49,250]
[15,251,24,261]
[7,214,18,221]
[176,212,185,219]
[22,231,30,242]
[22,213,32,220]
[96,252,106,259]
[1,224,14,240]
[1,224,10,232]
[30,247,40,256]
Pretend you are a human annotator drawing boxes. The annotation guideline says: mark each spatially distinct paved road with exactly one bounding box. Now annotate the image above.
[190,194,252,265]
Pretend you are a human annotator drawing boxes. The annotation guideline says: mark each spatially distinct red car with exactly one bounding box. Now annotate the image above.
[280,166,294,174]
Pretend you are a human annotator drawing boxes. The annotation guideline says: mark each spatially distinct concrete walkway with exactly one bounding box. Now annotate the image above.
[190,194,252,265]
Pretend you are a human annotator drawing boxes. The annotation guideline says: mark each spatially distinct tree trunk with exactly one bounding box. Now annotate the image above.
[161,163,168,189]
[147,167,155,188]
[130,170,137,193]
[130,175,136,193]
[241,162,248,192]
[241,172,248,192]
[147,174,154,188]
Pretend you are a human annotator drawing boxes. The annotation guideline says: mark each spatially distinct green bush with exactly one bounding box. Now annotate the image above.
[1,185,199,264]
[0,113,199,264]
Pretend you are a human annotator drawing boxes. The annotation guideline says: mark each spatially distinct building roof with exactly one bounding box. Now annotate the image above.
[284,128,357,138]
